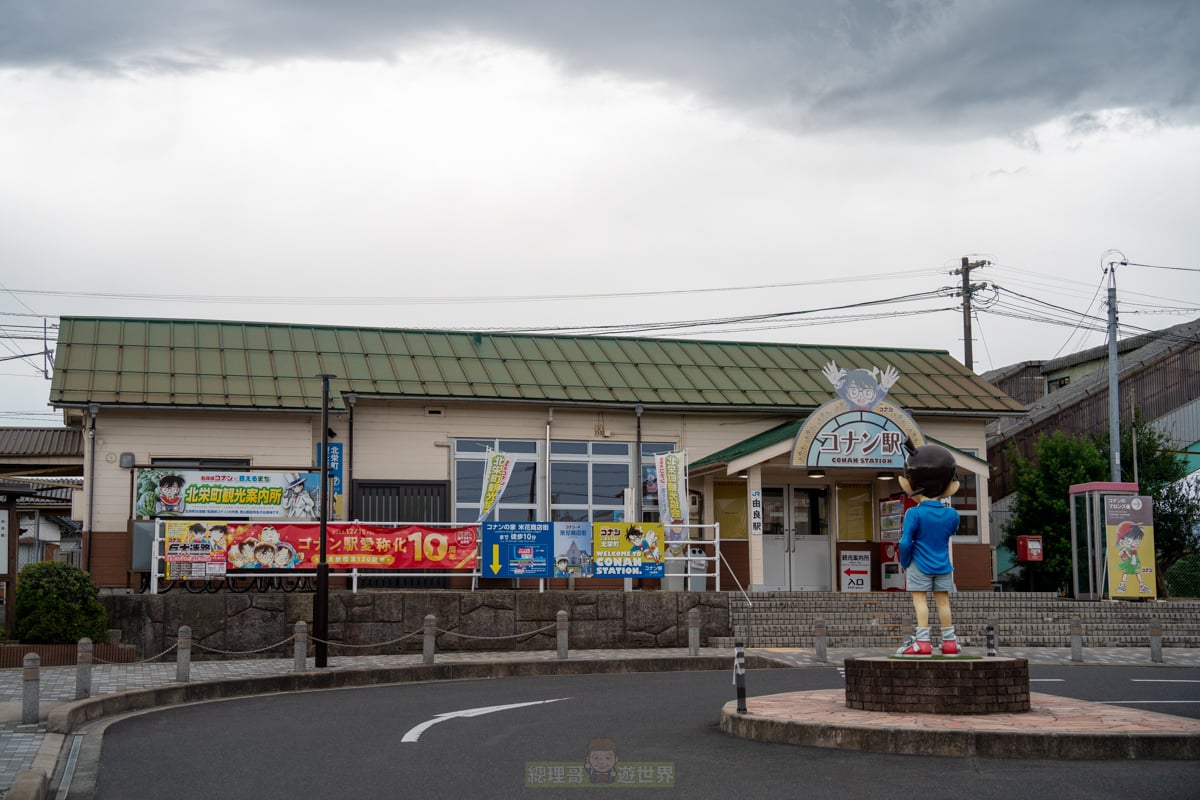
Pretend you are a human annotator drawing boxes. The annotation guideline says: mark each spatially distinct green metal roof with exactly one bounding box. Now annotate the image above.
[691,420,804,470]
[49,317,1026,415]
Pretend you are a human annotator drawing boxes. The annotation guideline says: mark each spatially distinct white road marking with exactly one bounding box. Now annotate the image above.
[1030,678,1064,682]
[401,698,569,743]
[1103,700,1200,705]
[1130,679,1200,683]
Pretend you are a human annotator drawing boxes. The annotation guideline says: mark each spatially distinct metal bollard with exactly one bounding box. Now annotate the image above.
[177,625,192,683]
[294,621,308,672]
[557,610,569,660]
[688,608,700,657]
[22,653,40,725]
[733,642,747,714]
[1150,619,1163,664]
[1070,618,1083,663]
[985,622,997,657]
[423,614,437,665]
[813,618,827,663]
[76,638,94,700]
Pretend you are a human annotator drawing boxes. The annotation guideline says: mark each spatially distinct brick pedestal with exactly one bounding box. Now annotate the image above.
[844,656,1030,714]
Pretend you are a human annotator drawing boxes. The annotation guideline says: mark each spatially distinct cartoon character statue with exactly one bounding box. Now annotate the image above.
[155,474,187,516]
[896,440,962,656]
[821,360,900,411]
[1114,522,1152,594]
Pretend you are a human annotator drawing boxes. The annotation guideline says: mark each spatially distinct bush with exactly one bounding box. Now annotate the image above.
[14,562,109,644]
[1165,553,1200,599]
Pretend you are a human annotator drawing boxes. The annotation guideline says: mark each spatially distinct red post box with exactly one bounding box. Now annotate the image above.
[1017,535,1043,562]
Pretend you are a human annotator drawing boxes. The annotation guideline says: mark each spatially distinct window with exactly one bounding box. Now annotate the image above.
[550,440,633,523]
[149,458,251,469]
[453,439,539,523]
[836,484,874,541]
[713,482,748,540]
[950,470,981,539]
[452,438,655,524]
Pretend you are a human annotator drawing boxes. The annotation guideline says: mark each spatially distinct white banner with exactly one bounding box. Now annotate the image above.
[477,448,514,522]
[655,451,688,548]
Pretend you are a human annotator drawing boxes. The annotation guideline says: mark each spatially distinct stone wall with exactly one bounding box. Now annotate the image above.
[100,590,732,660]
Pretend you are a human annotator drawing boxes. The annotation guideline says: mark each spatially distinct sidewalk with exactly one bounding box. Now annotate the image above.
[2,645,1198,798]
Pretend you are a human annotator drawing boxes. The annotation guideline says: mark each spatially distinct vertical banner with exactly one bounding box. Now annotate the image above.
[477,448,514,522]
[655,451,688,553]
[1105,495,1157,599]
[322,442,345,519]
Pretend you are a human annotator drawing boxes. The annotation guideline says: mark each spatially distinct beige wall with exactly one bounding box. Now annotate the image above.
[86,410,316,532]
[79,402,998,588]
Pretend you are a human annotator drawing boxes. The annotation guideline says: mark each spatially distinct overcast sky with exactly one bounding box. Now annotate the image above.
[2,1,1198,425]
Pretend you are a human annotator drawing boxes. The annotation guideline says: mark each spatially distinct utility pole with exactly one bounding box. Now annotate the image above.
[953,257,989,370]
[1106,263,1122,482]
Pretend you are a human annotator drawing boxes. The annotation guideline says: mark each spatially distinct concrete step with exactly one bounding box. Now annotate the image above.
[728,593,1200,648]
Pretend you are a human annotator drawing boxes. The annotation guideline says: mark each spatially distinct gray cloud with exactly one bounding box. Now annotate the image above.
[2,0,1197,135]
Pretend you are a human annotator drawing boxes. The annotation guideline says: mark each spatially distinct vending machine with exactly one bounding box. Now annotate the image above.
[879,494,916,591]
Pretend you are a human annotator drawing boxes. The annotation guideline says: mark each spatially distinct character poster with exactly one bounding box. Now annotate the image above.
[162,520,228,580]
[553,521,593,578]
[592,522,665,578]
[1104,495,1157,599]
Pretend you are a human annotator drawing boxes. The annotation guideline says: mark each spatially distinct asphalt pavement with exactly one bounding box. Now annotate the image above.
[2,644,1199,798]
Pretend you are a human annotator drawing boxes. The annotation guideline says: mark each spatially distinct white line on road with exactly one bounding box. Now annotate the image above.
[1103,700,1200,705]
[402,698,570,743]
[1130,679,1200,683]
[1030,678,1065,682]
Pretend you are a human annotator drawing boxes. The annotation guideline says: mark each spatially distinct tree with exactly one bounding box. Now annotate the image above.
[1002,418,1200,598]
[1002,431,1108,593]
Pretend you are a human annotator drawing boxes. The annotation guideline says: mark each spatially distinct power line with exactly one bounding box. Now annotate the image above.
[1121,261,1200,273]
[0,268,945,308]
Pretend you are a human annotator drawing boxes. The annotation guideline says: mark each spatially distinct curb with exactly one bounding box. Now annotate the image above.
[12,654,780,800]
[718,697,1200,760]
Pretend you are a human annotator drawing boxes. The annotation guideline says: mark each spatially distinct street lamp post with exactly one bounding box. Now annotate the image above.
[315,374,335,668]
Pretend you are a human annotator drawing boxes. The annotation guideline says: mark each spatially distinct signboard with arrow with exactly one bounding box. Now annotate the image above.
[481,521,553,578]
[839,550,871,592]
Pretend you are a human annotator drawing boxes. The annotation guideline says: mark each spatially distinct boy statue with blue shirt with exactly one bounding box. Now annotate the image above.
[896,440,962,656]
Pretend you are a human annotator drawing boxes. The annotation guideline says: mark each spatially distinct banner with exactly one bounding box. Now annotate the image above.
[135,468,337,520]
[592,522,665,578]
[655,451,688,551]
[1105,495,1157,599]
[478,448,515,522]
[224,522,479,571]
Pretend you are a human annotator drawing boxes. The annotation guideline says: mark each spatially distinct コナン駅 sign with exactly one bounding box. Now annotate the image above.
[790,360,925,470]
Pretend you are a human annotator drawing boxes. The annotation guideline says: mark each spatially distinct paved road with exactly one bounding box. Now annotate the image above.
[80,666,1200,800]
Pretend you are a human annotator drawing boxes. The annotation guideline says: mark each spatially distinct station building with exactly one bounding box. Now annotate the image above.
[48,316,1023,592]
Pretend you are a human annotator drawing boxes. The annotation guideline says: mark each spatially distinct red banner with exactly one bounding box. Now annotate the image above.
[225,522,479,571]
